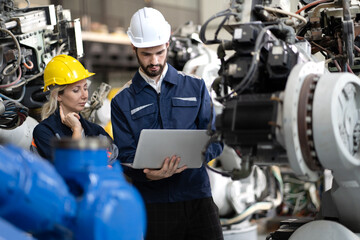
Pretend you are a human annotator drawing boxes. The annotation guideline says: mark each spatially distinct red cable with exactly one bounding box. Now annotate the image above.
[23,60,34,69]
[0,67,22,88]
[296,0,331,15]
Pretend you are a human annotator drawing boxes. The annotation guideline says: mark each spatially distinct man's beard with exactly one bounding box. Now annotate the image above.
[136,52,167,78]
[141,63,165,77]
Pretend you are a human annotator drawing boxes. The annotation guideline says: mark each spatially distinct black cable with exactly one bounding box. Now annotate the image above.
[201,128,233,177]
[233,25,279,91]
[201,132,233,178]
[214,14,231,42]
[0,100,28,129]
[199,5,239,45]
[202,96,233,178]
[215,25,281,102]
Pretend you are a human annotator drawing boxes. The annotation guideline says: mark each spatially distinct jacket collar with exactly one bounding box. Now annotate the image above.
[132,63,178,94]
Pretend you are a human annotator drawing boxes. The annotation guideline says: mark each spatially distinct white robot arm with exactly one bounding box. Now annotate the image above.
[200,0,360,238]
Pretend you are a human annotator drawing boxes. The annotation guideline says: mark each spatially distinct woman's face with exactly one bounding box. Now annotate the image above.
[57,79,88,114]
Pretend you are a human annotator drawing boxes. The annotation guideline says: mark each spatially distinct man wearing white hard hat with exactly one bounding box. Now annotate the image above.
[111,7,223,240]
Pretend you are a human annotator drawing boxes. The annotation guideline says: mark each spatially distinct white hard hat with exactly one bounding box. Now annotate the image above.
[127,7,171,48]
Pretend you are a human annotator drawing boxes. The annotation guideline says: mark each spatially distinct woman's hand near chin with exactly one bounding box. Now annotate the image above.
[60,105,83,139]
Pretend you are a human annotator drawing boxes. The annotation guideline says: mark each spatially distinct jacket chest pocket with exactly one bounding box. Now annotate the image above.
[171,97,199,128]
[130,103,157,131]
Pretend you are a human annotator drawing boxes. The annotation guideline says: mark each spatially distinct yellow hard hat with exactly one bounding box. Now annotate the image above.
[43,55,95,92]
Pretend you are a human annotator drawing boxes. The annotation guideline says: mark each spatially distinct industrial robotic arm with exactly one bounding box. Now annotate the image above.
[0,0,84,148]
[201,0,360,238]
[0,0,83,108]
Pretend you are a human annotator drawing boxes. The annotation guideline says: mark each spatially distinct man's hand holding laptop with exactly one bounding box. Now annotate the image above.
[143,155,188,180]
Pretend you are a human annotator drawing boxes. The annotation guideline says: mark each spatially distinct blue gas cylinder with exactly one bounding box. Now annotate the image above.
[52,137,146,240]
[0,144,76,237]
[0,218,36,240]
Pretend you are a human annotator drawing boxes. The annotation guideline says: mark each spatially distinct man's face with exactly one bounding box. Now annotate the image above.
[135,43,169,79]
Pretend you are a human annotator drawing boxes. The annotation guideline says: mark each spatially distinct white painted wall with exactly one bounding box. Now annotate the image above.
[199,0,230,24]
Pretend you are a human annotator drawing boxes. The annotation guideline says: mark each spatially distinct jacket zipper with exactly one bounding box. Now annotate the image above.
[157,93,163,128]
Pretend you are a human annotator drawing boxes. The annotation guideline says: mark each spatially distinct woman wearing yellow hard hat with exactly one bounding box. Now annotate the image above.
[32,55,118,162]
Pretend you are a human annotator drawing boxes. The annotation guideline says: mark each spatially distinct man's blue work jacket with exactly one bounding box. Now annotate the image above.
[111,64,223,203]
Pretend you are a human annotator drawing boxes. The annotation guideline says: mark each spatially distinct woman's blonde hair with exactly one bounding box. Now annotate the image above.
[41,85,67,120]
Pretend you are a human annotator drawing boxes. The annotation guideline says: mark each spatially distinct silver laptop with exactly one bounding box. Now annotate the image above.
[121,129,211,169]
